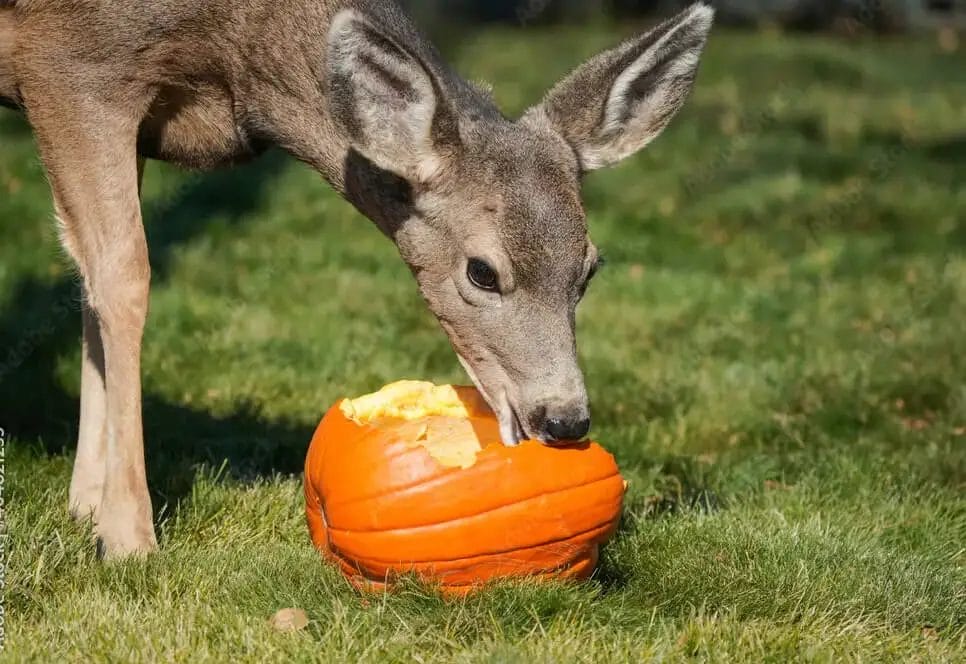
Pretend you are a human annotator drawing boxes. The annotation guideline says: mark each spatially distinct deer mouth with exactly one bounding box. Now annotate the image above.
[456,353,526,446]
[495,391,526,446]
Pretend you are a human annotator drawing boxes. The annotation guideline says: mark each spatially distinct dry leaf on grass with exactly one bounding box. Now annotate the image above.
[269,608,309,633]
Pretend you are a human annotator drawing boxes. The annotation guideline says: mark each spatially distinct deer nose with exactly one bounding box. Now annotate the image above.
[544,416,591,442]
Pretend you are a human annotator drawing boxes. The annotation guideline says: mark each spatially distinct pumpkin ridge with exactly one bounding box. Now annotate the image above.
[318,424,486,508]
[330,520,613,567]
[335,555,596,593]
[324,493,622,564]
[343,539,596,576]
[320,452,460,509]
[322,441,618,510]
[324,472,623,533]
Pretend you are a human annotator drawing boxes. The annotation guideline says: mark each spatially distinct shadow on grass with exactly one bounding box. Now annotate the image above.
[0,148,315,512]
[0,109,32,136]
[923,132,966,168]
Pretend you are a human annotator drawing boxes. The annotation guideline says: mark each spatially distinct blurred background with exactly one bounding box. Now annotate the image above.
[404,0,966,32]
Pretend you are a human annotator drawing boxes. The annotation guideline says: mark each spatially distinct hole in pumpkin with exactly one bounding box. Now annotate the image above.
[340,381,499,469]
[339,381,492,422]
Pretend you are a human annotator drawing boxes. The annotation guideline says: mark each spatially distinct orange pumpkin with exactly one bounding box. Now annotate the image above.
[304,381,625,594]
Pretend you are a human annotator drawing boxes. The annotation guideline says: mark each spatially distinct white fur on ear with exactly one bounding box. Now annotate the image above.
[601,3,713,137]
[327,9,448,182]
[528,2,714,172]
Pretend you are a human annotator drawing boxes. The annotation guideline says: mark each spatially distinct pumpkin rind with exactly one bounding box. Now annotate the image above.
[304,387,625,593]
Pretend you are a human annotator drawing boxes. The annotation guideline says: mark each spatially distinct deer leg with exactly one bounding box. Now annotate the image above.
[68,303,108,521]
[67,159,146,523]
[27,92,156,558]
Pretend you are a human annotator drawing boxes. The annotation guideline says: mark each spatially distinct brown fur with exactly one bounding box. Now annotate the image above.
[2,0,713,557]
[0,7,18,107]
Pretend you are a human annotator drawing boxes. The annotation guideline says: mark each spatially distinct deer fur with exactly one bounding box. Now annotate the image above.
[0,0,713,558]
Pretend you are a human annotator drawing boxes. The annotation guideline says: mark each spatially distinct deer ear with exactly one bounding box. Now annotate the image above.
[525,3,713,171]
[327,10,459,183]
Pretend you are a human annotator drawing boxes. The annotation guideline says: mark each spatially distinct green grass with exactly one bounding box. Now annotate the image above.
[2,25,965,662]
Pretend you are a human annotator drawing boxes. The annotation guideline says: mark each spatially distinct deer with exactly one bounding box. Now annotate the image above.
[0,0,714,558]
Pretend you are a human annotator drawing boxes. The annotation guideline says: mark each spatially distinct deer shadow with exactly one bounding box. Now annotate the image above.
[0,129,315,513]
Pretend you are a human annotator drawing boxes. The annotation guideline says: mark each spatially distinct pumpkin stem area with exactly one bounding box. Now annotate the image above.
[339,381,497,469]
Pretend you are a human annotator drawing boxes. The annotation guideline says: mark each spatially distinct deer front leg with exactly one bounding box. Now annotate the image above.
[27,92,157,558]
[67,159,145,524]
[68,303,108,521]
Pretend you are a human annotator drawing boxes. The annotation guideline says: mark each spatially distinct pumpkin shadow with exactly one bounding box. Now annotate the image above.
[591,455,726,596]
[593,555,634,596]
[545,440,591,451]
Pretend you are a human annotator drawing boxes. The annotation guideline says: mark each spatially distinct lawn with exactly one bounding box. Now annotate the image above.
[2,23,965,662]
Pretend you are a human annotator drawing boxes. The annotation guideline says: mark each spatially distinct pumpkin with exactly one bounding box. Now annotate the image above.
[304,381,625,594]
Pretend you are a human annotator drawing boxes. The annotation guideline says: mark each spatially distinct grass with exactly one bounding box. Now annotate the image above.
[2,24,965,662]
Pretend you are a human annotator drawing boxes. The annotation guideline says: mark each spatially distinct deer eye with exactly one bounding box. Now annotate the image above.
[467,258,499,292]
